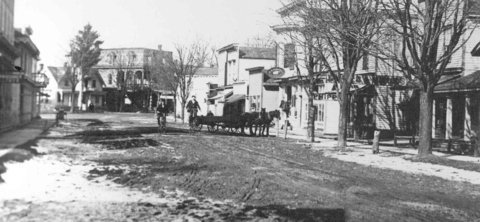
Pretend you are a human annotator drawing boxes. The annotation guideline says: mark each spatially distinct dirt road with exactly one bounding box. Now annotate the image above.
[2,113,480,221]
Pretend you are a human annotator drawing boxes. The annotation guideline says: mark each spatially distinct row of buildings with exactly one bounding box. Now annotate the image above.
[41,0,477,142]
[41,46,174,113]
[200,0,480,142]
[0,0,48,133]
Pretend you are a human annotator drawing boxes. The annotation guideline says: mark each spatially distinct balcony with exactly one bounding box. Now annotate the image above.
[29,73,49,87]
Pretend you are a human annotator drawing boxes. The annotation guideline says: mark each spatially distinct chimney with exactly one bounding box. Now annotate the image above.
[158,45,162,51]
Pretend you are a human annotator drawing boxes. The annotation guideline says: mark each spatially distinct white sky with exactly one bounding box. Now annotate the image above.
[14,0,284,67]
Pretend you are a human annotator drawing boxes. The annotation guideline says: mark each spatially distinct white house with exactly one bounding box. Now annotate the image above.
[176,67,218,119]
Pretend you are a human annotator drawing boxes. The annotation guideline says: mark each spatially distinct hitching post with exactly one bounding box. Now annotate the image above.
[276,118,280,137]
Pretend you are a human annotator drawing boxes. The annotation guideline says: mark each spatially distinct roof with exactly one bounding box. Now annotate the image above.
[239,47,275,60]
[225,94,245,103]
[468,0,480,16]
[14,29,40,58]
[195,67,218,76]
[47,66,68,83]
[434,71,480,92]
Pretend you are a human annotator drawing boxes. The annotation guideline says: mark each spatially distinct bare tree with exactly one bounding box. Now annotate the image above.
[109,50,137,112]
[379,0,478,156]
[280,0,382,148]
[275,22,326,142]
[244,32,277,48]
[159,39,213,123]
[149,53,178,120]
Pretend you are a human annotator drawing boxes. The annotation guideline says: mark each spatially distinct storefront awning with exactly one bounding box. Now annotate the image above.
[210,89,233,100]
[224,94,245,103]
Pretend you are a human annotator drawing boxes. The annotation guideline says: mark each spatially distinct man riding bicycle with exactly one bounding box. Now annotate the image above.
[156,100,168,127]
[186,95,201,124]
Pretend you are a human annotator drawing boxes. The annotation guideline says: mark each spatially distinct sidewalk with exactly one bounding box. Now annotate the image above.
[270,127,480,164]
[0,116,56,155]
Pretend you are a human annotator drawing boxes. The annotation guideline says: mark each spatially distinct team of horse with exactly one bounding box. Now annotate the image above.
[239,108,281,137]
[196,109,282,137]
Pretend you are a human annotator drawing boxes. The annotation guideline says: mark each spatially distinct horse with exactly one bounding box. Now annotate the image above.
[240,112,259,135]
[253,109,281,137]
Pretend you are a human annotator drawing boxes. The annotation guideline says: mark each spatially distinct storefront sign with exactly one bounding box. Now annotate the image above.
[0,75,21,83]
[267,67,285,78]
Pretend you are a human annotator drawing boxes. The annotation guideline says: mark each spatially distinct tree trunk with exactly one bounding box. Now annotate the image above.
[174,95,177,122]
[70,85,76,112]
[78,72,84,111]
[181,101,185,124]
[418,86,434,156]
[307,96,315,142]
[337,84,350,150]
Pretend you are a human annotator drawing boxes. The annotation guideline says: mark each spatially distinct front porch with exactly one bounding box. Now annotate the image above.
[433,71,480,141]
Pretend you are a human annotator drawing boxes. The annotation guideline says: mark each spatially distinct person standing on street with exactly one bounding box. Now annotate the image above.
[156,100,168,126]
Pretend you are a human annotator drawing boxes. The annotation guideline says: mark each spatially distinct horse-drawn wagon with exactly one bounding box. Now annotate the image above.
[190,109,281,137]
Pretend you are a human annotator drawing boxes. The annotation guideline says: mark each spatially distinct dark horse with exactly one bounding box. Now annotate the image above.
[253,109,281,137]
[240,112,259,135]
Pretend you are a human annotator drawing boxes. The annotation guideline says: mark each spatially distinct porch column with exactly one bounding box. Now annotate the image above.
[464,95,472,140]
[446,96,453,139]
[432,99,436,138]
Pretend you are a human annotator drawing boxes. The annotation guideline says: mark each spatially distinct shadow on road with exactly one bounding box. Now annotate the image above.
[238,204,346,222]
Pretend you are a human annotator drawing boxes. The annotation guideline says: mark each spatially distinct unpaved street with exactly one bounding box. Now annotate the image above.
[1,113,480,221]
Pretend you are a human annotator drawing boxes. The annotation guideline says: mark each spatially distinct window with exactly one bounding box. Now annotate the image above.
[57,92,61,102]
[64,80,69,86]
[108,53,117,64]
[284,43,296,69]
[92,80,96,88]
[108,74,113,84]
[95,95,99,103]
[317,104,325,122]
[84,80,88,88]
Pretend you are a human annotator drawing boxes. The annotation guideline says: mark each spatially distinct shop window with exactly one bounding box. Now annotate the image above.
[108,74,113,84]
[318,104,324,122]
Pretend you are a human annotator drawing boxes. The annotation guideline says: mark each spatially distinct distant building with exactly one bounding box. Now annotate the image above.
[94,45,173,111]
[41,66,105,112]
[208,44,276,116]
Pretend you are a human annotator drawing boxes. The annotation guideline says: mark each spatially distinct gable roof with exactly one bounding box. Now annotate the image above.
[239,47,276,60]
[47,66,67,84]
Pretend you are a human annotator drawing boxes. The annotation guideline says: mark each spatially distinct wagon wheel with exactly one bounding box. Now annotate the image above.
[230,126,240,133]
[219,125,228,133]
[189,118,202,132]
[207,124,218,132]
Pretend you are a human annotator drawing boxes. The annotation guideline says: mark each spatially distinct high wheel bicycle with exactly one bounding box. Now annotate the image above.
[158,114,167,134]
[188,115,202,133]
